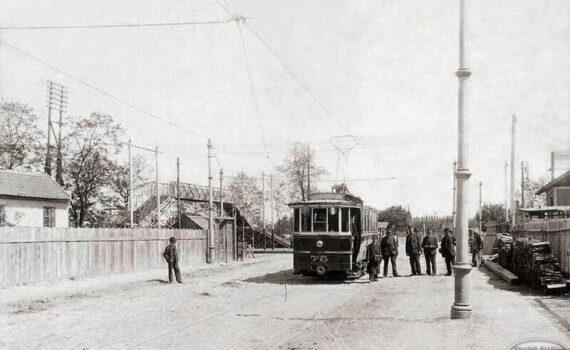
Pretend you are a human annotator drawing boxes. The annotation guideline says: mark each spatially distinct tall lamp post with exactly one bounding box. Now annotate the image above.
[451,0,473,319]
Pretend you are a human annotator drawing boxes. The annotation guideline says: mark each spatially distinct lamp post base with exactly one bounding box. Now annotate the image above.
[451,263,472,319]
[451,304,472,319]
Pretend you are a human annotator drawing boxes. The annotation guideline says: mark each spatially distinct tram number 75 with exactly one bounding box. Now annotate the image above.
[310,255,328,263]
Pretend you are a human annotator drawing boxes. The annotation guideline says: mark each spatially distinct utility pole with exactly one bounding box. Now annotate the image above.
[207,139,215,263]
[45,82,54,176]
[155,146,160,232]
[478,181,483,233]
[262,171,266,250]
[451,0,473,320]
[307,146,311,200]
[55,84,67,186]
[177,157,181,229]
[270,173,274,250]
[550,152,555,181]
[128,139,133,228]
[520,161,525,209]
[510,114,517,227]
[504,161,509,222]
[219,169,224,217]
[452,160,457,228]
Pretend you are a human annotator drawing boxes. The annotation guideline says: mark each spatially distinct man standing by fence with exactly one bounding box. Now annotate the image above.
[163,237,182,283]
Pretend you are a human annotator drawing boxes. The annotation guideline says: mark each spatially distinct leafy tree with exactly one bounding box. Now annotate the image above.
[516,177,547,208]
[64,113,124,227]
[474,203,507,226]
[276,143,327,201]
[228,171,263,227]
[378,205,412,234]
[0,101,44,170]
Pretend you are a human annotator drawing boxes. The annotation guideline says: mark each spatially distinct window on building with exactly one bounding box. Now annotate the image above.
[43,207,55,227]
[313,208,327,232]
[328,207,339,232]
[0,205,6,226]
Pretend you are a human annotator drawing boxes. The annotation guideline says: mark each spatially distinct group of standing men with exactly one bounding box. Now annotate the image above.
[365,225,484,282]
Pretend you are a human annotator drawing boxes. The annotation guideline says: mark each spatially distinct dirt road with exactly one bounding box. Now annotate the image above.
[1,253,569,349]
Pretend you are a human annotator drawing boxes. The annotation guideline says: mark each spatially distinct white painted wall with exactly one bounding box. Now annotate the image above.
[0,198,69,227]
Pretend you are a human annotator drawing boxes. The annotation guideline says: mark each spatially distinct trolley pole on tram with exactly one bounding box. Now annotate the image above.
[451,0,473,319]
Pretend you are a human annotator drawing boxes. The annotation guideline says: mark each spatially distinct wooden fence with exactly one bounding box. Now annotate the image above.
[0,227,206,288]
[517,219,570,275]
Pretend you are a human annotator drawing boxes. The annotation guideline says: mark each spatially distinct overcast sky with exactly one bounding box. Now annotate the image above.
[1,0,569,216]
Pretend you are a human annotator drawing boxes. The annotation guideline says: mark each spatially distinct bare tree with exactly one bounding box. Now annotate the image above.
[276,143,327,201]
[0,101,44,170]
[517,177,547,208]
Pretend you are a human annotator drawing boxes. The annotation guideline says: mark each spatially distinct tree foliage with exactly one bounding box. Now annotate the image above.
[378,205,412,233]
[108,154,152,220]
[475,203,507,225]
[517,177,547,208]
[0,101,44,170]
[276,143,327,201]
[64,113,124,227]
[228,171,263,227]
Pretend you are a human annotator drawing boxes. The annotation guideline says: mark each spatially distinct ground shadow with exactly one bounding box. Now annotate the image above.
[244,269,369,285]
[146,278,171,284]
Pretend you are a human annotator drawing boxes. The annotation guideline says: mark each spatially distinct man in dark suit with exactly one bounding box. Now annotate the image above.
[469,228,484,267]
[381,225,400,277]
[405,227,422,275]
[421,229,438,275]
[440,228,456,276]
[163,236,182,283]
[366,235,382,282]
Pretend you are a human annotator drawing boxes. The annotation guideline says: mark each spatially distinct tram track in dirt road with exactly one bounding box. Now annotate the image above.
[220,277,368,350]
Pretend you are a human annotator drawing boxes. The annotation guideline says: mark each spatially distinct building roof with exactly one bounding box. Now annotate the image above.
[536,169,570,195]
[0,170,70,202]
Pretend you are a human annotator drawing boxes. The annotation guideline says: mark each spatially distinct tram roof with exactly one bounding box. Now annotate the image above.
[288,191,363,207]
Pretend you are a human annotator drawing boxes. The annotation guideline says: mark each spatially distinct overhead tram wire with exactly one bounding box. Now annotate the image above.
[235,18,271,166]
[1,41,208,140]
[0,16,251,30]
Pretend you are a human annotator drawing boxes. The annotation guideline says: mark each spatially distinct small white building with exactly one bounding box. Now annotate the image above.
[0,170,70,227]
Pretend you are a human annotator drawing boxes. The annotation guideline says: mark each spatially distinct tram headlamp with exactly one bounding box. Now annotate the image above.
[330,207,337,215]
[316,240,323,248]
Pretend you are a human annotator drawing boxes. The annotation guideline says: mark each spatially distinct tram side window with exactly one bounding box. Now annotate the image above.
[313,208,327,232]
[301,207,312,232]
[328,207,339,232]
[341,208,350,232]
[294,208,300,232]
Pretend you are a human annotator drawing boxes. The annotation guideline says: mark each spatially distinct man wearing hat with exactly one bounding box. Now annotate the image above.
[405,226,423,276]
[366,234,382,282]
[440,228,456,276]
[381,224,400,277]
[469,228,484,267]
[421,229,438,275]
[163,236,182,283]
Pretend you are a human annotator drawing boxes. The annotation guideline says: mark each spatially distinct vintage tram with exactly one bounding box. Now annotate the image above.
[289,190,379,278]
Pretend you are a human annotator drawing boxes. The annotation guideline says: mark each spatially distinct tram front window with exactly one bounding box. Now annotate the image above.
[301,207,311,232]
[313,208,327,232]
[341,208,350,232]
[328,207,339,232]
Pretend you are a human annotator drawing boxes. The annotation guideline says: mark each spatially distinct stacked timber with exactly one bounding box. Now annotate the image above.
[494,235,514,270]
[511,239,565,290]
